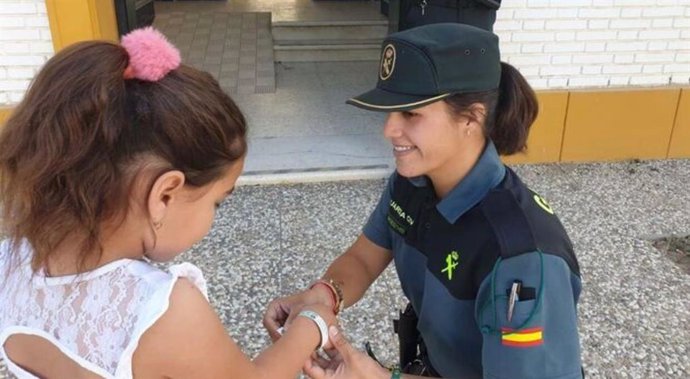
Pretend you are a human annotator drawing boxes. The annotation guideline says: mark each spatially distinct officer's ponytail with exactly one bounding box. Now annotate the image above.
[491,62,538,155]
[444,62,538,156]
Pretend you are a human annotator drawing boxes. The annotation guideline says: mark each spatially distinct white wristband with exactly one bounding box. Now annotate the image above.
[298,310,329,350]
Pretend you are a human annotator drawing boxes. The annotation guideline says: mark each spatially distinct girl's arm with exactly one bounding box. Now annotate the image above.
[133,278,333,379]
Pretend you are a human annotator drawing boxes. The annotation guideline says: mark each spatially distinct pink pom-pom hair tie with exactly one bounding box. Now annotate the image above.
[121,27,181,81]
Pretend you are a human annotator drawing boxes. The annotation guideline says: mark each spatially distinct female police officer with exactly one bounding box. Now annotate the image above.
[264,23,584,379]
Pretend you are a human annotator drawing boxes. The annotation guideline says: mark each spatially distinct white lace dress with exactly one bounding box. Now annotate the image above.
[0,240,208,379]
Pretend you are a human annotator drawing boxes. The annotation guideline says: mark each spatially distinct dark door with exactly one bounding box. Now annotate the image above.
[114,0,156,36]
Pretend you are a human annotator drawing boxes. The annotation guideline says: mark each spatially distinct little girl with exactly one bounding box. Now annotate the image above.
[0,27,335,378]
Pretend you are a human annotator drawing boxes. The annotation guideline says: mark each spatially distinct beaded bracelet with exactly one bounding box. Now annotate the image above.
[310,278,344,314]
[390,366,402,379]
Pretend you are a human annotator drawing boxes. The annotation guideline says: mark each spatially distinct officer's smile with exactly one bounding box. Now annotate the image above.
[393,145,417,157]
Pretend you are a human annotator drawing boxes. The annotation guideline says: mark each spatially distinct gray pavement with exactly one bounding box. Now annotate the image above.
[154,0,387,23]
[2,159,689,378]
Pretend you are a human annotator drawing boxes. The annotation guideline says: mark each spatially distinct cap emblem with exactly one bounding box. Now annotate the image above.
[379,44,396,81]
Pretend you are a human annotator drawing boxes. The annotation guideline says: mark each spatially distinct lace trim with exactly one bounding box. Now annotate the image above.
[1,249,207,379]
[30,259,139,287]
[0,326,113,379]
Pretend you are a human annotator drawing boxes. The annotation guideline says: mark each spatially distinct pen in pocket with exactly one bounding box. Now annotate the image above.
[507,280,522,322]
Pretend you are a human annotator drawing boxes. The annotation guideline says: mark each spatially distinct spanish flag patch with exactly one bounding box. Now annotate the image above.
[501,327,544,347]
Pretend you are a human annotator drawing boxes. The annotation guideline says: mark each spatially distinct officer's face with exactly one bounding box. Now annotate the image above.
[383,101,477,180]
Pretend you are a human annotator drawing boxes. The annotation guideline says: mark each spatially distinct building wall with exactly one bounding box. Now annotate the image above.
[0,0,54,106]
[497,0,690,90]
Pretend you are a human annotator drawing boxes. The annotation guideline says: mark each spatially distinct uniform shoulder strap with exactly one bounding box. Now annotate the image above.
[480,189,537,259]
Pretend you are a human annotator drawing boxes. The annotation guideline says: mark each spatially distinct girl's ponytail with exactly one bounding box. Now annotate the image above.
[490,62,539,155]
[0,42,131,270]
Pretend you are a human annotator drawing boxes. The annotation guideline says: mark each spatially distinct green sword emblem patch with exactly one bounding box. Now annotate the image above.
[441,251,460,280]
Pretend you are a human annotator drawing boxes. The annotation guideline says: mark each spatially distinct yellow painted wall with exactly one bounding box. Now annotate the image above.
[668,88,690,158]
[559,88,681,162]
[504,91,569,165]
[46,0,118,52]
[0,107,12,127]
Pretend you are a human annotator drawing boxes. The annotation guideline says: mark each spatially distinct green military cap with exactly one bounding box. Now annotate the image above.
[347,23,501,112]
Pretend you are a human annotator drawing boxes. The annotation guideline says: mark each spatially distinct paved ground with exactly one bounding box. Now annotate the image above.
[234,60,392,177]
[154,0,387,23]
[155,11,276,95]
[4,159,688,378]
[653,235,690,274]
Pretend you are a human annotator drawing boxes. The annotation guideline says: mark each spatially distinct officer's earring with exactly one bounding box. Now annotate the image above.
[465,128,471,137]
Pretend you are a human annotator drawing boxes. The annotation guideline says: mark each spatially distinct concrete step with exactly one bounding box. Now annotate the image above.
[276,38,382,46]
[272,20,388,44]
[274,43,381,62]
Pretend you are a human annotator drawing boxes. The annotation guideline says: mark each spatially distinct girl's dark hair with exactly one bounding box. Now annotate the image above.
[0,41,247,272]
[444,62,538,155]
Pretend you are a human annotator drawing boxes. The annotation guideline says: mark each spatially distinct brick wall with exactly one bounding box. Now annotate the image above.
[497,0,690,89]
[0,0,53,106]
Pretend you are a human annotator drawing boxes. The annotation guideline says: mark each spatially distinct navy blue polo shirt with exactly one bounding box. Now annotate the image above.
[363,142,583,379]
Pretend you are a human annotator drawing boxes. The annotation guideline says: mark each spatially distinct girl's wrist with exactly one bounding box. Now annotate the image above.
[296,310,329,350]
[289,314,324,350]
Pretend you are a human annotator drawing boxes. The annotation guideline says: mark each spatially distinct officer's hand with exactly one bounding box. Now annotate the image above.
[263,288,335,342]
[303,326,390,379]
